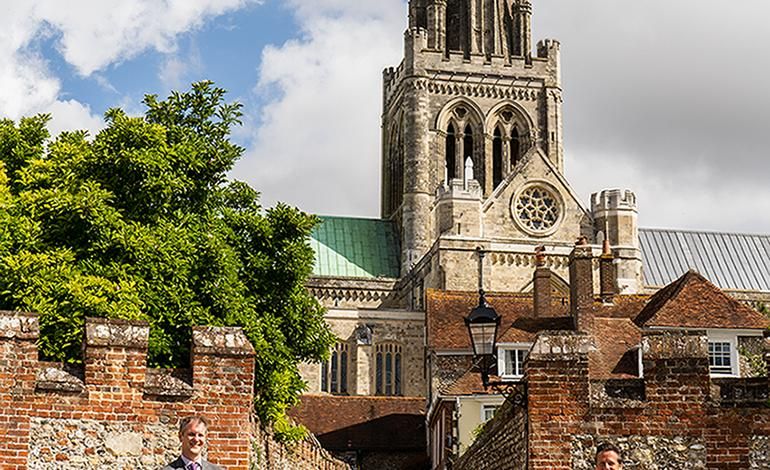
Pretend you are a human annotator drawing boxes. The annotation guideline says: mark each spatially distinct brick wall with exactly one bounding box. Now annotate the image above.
[453,330,770,469]
[0,311,348,470]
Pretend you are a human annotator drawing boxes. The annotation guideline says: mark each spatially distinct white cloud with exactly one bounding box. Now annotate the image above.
[159,43,203,91]
[238,0,770,235]
[33,0,258,76]
[0,0,259,137]
[236,0,406,215]
[45,99,105,138]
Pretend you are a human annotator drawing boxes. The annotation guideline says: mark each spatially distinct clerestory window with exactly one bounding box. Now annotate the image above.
[375,343,402,396]
[321,342,349,394]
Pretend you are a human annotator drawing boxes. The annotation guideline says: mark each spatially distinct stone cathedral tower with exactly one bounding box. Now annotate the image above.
[381,0,642,295]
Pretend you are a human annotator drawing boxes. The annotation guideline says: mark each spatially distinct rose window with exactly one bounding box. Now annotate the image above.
[514,186,560,233]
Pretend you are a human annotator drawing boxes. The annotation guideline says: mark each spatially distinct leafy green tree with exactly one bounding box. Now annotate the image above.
[0,81,334,429]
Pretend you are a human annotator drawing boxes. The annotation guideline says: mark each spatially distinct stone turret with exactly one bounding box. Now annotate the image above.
[591,189,643,294]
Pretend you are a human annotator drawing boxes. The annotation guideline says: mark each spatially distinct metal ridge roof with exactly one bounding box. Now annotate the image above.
[639,228,770,292]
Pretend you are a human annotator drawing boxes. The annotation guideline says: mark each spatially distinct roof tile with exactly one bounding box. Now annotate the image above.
[634,271,770,330]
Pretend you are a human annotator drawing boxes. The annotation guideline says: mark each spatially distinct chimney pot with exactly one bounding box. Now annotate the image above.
[600,239,617,303]
[533,246,551,318]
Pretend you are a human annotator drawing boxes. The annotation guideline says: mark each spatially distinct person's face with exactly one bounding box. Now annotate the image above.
[596,450,622,470]
[180,420,207,460]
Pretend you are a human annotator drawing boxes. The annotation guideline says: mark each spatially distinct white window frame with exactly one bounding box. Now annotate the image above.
[481,404,499,422]
[497,343,532,380]
[707,330,739,377]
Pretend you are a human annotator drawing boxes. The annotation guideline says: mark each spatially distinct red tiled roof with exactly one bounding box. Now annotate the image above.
[289,395,426,451]
[593,295,649,319]
[634,271,770,330]
[426,289,571,350]
[440,366,496,396]
[589,318,642,380]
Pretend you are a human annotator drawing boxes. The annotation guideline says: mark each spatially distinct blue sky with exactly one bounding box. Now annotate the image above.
[2,0,770,234]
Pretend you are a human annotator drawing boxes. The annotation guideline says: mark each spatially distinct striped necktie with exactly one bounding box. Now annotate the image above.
[187,463,200,470]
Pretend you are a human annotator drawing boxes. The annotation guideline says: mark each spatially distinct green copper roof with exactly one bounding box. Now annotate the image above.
[310,216,400,278]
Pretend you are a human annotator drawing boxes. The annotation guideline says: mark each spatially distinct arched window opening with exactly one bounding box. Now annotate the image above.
[511,127,522,167]
[493,127,503,188]
[463,124,474,180]
[375,343,402,396]
[322,342,349,395]
[463,125,474,162]
[464,124,483,190]
[446,124,456,181]
[387,121,405,216]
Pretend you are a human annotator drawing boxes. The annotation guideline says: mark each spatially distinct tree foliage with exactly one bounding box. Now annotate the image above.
[0,81,334,426]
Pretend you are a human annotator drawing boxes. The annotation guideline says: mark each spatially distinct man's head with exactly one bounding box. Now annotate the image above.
[595,442,623,470]
[179,415,209,461]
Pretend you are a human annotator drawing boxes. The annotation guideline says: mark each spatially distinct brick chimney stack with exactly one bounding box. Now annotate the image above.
[599,237,617,304]
[533,245,552,318]
[569,237,594,333]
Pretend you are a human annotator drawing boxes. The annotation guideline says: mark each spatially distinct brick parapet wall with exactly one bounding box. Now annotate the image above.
[453,330,770,469]
[0,311,349,470]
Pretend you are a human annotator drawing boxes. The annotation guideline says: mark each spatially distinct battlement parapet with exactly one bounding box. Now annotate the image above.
[536,38,560,58]
[591,188,638,212]
[0,310,345,469]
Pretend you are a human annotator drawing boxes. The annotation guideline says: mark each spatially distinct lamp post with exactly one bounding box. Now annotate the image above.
[464,289,500,388]
[465,249,526,404]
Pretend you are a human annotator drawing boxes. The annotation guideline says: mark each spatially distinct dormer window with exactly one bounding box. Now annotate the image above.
[497,343,531,380]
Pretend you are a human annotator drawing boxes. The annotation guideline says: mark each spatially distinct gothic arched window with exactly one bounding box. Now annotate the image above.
[375,343,402,396]
[446,123,456,181]
[493,127,503,188]
[463,124,484,190]
[463,124,474,162]
[511,127,522,167]
[321,342,349,395]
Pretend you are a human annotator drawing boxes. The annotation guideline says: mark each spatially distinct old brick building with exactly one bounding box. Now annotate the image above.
[294,1,770,469]
[441,242,770,468]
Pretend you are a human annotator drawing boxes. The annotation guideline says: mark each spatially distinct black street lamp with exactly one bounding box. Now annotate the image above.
[464,289,500,388]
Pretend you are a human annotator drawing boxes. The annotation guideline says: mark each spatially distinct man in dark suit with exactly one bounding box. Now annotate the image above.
[160,415,224,470]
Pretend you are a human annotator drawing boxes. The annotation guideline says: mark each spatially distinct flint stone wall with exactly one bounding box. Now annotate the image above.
[571,436,706,470]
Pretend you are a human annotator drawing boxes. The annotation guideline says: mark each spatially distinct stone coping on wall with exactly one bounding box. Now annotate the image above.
[85,317,150,348]
[0,310,39,339]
